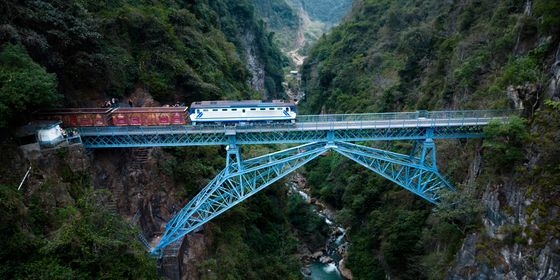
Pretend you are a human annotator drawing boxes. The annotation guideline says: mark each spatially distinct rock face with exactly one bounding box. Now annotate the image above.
[242,30,266,96]
[339,258,353,280]
[15,144,210,280]
[446,115,560,279]
[446,176,560,279]
[91,148,179,237]
[22,144,92,199]
[446,33,560,280]
[446,181,560,279]
[182,232,212,280]
[90,147,213,279]
[546,42,560,99]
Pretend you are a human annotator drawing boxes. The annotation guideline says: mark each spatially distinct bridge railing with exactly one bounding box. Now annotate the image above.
[296,112,420,123]
[426,109,516,120]
[75,110,517,136]
[296,109,515,123]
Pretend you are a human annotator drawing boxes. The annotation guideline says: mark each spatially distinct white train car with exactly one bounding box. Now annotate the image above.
[189,100,297,125]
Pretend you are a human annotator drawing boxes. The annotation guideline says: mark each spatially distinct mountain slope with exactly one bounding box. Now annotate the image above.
[301,0,560,279]
[0,0,287,125]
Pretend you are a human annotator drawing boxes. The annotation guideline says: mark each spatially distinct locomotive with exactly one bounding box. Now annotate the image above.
[188,100,297,125]
[33,100,297,127]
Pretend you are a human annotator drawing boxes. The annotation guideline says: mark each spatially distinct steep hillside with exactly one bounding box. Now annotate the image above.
[298,0,353,25]
[254,0,300,51]
[301,0,560,279]
[1,1,312,279]
[0,0,287,127]
[255,0,352,58]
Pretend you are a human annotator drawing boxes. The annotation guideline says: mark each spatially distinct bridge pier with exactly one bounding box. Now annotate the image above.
[152,135,454,255]
[157,236,188,280]
[226,135,243,175]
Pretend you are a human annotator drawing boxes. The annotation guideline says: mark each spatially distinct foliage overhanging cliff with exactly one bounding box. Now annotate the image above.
[0,1,306,279]
[300,0,559,279]
[0,0,287,127]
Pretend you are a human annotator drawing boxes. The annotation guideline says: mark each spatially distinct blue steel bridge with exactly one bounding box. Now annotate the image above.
[74,110,514,255]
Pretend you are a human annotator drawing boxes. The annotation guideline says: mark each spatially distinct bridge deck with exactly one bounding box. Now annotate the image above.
[75,110,514,148]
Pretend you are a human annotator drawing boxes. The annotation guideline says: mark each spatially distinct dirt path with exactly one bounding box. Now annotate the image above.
[286,7,308,67]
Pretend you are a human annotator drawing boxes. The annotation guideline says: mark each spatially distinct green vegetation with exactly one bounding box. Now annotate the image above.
[1,0,559,278]
[0,0,287,108]
[483,117,529,171]
[0,183,156,279]
[255,0,352,53]
[163,146,327,279]
[298,0,352,25]
[254,0,299,50]
[0,43,61,127]
[0,0,299,278]
[195,188,303,280]
[300,0,560,278]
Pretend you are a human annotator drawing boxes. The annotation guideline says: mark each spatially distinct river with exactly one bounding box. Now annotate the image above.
[288,181,347,280]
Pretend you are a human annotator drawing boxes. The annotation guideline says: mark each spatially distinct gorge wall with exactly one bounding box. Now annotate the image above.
[2,0,560,279]
[300,0,560,279]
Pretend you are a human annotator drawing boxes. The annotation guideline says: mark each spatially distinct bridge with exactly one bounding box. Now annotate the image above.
[72,110,513,255]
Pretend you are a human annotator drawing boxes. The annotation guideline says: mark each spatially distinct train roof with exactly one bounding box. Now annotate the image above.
[190,100,295,109]
[33,108,114,115]
[113,107,187,113]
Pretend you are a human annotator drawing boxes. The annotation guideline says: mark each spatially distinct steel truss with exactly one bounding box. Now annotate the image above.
[151,135,453,255]
[78,125,485,148]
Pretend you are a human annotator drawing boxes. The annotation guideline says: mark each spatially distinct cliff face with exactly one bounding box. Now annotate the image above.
[447,45,560,278]
[300,0,560,278]
[0,143,158,278]
[242,30,267,96]
[448,111,560,279]
[91,148,178,237]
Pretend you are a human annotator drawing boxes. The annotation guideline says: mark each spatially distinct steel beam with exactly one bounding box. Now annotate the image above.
[152,141,330,254]
[151,137,454,254]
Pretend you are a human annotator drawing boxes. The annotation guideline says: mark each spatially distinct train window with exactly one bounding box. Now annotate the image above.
[250,108,256,111]
[242,109,246,113]
[212,109,218,111]
[268,108,274,110]
[232,109,237,111]
[277,108,282,110]
[260,108,265,110]
[222,109,227,111]
[203,109,208,112]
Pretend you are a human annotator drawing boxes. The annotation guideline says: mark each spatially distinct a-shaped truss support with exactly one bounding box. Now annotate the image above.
[151,136,453,255]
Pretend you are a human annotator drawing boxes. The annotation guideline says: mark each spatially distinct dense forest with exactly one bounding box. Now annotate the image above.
[301,0,559,279]
[0,0,287,128]
[0,1,314,279]
[1,0,559,279]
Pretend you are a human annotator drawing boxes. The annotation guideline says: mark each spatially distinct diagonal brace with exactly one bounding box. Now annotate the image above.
[332,140,453,204]
[152,141,330,254]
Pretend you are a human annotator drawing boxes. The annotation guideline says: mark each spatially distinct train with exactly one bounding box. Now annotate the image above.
[189,100,296,125]
[33,100,297,127]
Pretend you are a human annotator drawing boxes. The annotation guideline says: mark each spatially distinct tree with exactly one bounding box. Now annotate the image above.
[483,116,529,171]
[0,43,61,127]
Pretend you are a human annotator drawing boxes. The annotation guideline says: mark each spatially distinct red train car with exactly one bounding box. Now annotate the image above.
[33,108,114,127]
[111,107,188,126]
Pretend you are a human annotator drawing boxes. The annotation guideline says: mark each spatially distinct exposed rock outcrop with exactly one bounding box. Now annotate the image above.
[339,258,353,280]
[242,31,266,96]
[91,148,179,237]
[446,117,560,279]
[546,42,560,99]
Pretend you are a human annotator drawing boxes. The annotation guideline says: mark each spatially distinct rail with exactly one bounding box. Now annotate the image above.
[75,110,517,136]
